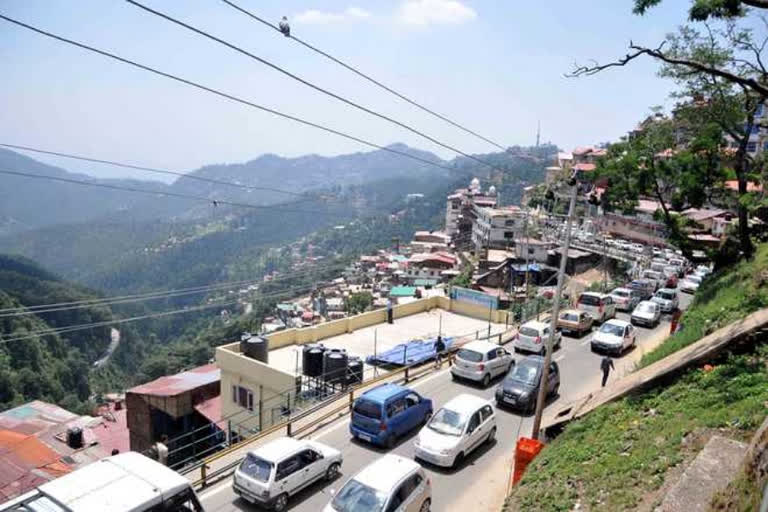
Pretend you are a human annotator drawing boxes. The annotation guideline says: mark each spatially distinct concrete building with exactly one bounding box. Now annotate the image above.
[404,252,458,282]
[514,237,556,263]
[471,206,525,254]
[444,178,498,242]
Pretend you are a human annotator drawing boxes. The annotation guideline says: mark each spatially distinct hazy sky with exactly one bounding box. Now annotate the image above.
[1,0,690,180]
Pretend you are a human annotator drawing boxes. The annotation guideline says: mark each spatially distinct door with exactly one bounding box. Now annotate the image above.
[465,410,485,452]
[496,348,511,373]
[297,449,325,488]
[274,454,304,496]
[384,473,425,512]
[548,363,558,393]
[386,397,408,436]
[623,326,632,350]
[605,297,616,318]
[403,392,425,431]
[485,349,500,377]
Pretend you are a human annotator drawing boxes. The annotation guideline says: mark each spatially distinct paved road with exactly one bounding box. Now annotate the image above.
[200,294,693,512]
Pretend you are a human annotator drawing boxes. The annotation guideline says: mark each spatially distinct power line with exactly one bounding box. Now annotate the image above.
[127,1,502,173]
[220,0,506,152]
[0,14,458,175]
[0,143,305,197]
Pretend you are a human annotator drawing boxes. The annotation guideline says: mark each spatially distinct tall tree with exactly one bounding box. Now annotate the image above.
[634,0,768,21]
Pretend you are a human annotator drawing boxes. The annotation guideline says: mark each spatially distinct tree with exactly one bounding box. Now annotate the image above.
[634,0,768,21]
[346,292,373,315]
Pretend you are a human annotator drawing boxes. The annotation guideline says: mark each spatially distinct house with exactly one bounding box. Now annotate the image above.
[471,206,525,254]
[444,177,498,245]
[405,252,457,282]
[514,237,556,263]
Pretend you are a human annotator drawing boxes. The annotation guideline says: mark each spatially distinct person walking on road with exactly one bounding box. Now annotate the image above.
[600,356,615,387]
[387,298,394,324]
[434,335,447,369]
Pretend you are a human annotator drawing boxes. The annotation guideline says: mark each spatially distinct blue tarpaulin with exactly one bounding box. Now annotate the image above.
[511,263,541,272]
[366,337,455,366]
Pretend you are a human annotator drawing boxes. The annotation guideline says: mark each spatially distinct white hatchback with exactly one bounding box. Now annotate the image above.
[414,394,496,468]
[324,455,430,512]
[514,320,562,354]
[451,340,514,387]
[234,438,343,512]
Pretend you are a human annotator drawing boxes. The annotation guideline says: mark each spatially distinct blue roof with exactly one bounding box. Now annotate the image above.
[359,383,408,403]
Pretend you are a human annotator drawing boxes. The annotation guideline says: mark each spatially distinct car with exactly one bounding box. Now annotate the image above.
[679,274,702,293]
[576,292,616,323]
[414,394,496,468]
[349,383,433,448]
[628,279,656,300]
[451,340,514,387]
[695,264,712,276]
[234,438,343,511]
[631,243,645,254]
[557,309,593,337]
[650,261,667,274]
[663,265,681,279]
[668,257,686,270]
[664,273,678,289]
[515,320,562,353]
[495,355,560,413]
[640,269,664,290]
[631,300,661,327]
[324,455,430,512]
[652,248,664,258]
[590,319,636,355]
[652,288,679,313]
[608,287,640,312]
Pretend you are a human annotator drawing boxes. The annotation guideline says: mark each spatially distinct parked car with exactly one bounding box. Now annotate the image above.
[495,355,560,413]
[631,243,645,254]
[515,320,562,353]
[695,264,712,276]
[557,309,593,337]
[349,383,433,448]
[609,287,640,312]
[451,340,514,387]
[652,288,679,313]
[576,292,616,323]
[640,269,664,290]
[628,279,656,300]
[680,274,703,293]
[234,438,343,511]
[414,394,496,468]
[650,261,667,274]
[631,301,661,327]
[324,455,430,512]
[590,319,636,355]
[652,248,664,258]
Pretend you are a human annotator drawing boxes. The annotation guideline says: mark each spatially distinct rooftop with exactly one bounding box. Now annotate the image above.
[248,437,306,462]
[682,208,729,222]
[573,163,596,172]
[355,454,420,492]
[359,383,408,403]
[127,363,220,397]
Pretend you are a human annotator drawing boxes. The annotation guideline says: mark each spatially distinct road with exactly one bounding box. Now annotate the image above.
[200,293,693,512]
[93,328,120,368]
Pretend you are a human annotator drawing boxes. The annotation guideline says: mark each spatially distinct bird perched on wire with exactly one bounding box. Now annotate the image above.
[278,16,290,37]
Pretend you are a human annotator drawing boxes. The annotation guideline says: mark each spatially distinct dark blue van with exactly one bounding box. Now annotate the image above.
[350,383,433,448]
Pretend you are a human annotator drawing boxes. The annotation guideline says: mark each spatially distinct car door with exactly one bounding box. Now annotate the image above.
[274,454,305,496]
[403,392,425,431]
[479,405,495,436]
[464,410,485,452]
[297,448,325,488]
[384,473,424,512]
[548,363,558,393]
[485,348,500,377]
[497,348,511,373]
[604,297,615,319]
[386,397,408,436]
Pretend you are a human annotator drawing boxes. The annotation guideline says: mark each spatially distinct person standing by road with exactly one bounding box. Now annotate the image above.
[387,297,394,324]
[434,335,447,369]
[600,356,615,387]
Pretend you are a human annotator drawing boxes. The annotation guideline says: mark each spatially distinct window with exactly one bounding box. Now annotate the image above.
[529,248,535,255]
[504,231,515,239]
[486,349,497,361]
[353,399,382,420]
[467,412,481,433]
[747,141,758,153]
[299,449,322,466]
[386,473,422,512]
[232,385,254,412]
[405,393,420,408]
[386,398,406,418]
[480,405,493,422]
[276,455,303,481]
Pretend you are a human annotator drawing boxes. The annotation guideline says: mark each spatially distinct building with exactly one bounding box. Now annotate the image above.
[471,206,525,254]
[725,101,767,157]
[404,252,458,282]
[514,237,556,263]
[126,364,222,464]
[444,178,498,244]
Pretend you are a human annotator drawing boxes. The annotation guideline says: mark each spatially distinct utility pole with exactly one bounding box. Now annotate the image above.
[531,177,578,440]
[523,208,531,300]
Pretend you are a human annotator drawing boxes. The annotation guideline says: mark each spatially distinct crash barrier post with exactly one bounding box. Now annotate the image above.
[512,437,545,485]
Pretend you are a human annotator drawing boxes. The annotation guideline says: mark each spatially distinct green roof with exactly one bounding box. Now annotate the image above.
[390,286,417,297]
[413,279,438,287]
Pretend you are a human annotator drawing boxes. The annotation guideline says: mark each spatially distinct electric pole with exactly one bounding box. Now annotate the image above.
[531,177,578,440]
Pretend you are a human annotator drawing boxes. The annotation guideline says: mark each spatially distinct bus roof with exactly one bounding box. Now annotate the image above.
[4,452,191,512]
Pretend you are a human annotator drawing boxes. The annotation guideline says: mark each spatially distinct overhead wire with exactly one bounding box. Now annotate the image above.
[126,0,504,173]
[219,0,506,152]
[0,14,460,175]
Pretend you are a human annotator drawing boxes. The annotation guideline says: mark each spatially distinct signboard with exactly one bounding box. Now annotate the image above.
[450,286,499,310]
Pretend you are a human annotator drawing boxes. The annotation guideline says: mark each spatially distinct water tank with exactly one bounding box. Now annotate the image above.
[302,344,325,377]
[346,357,363,386]
[241,335,268,363]
[66,427,83,449]
[323,348,348,384]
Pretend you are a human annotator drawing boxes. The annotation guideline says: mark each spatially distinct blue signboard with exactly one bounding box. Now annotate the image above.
[450,286,499,310]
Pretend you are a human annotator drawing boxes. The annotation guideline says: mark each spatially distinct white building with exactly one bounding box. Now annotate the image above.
[471,206,525,254]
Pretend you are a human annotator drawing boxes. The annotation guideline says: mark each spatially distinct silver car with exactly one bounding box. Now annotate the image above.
[651,288,679,313]
[631,301,661,327]
[609,287,640,312]
[514,320,561,355]
[451,340,514,387]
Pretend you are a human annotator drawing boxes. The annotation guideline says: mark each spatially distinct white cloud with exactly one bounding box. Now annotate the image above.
[295,6,372,25]
[397,0,477,26]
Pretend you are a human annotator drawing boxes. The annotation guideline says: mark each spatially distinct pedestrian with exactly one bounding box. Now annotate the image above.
[670,309,682,335]
[387,297,394,324]
[154,434,169,466]
[434,335,446,369]
[600,356,614,387]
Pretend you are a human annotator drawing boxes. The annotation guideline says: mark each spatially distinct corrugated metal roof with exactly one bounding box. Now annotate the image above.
[127,363,220,397]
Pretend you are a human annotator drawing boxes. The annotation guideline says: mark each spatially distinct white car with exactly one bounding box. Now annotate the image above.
[576,292,616,323]
[695,264,712,276]
[414,394,496,468]
[324,455,430,512]
[680,274,702,293]
[590,319,636,355]
[234,438,343,511]
[631,301,661,327]
[641,270,664,290]
[652,288,679,313]
[451,340,514,387]
[514,320,561,354]
[609,287,639,312]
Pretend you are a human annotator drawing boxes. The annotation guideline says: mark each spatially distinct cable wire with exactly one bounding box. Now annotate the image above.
[127,0,503,173]
[220,0,506,152]
[0,14,458,175]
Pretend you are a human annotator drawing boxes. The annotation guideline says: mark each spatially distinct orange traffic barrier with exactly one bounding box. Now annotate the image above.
[512,437,545,485]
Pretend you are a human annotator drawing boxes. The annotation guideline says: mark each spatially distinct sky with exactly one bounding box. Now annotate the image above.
[0,0,694,181]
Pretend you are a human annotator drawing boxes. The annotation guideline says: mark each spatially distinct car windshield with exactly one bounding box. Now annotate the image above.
[457,349,483,363]
[579,294,601,306]
[239,454,273,482]
[637,303,656,313]
[331,480,388,512]
[658,291,675,300]
[612,289,630,298]
[353,399,382,420]
[561,312,578,322]
[428,407,467,436]
[520,326,541,337]
[599,323,624,336]
[506,362,540,385]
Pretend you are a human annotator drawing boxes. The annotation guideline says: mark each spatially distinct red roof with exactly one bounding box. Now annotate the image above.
[572,146,595,156]
[573,163,596,172]
[128,363,220,397]
[725,180,763,192]
[193,396,223,428]
[89,404,129,455]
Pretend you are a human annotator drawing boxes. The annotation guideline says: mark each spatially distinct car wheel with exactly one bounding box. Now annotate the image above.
[273,493,288,512]
[486,426,497,444]
[482,373,491,387]
[451,373,458,381]
[325,462,340,481]
[420,498,431,512]
[385,433,396,450]
[453,452,465,469]
[551,383,560,397]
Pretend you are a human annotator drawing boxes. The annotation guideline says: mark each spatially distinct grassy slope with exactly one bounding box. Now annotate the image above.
[504,243,768,512]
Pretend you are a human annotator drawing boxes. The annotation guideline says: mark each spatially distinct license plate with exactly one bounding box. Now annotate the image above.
[504,396,517,404]
[358,433,372,442]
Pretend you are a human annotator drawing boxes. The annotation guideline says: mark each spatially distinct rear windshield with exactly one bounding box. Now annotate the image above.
[457,349,483,362]
[353,399,382,420]
[239,454,273,482]
[612,289,630,298]
[520,327,541,337]
[561,312,579,322]
[658,291,675,300]
[637,303,657,313]
[579,294,601,306]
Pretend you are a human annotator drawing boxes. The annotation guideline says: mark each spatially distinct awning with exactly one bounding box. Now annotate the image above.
[193,396,223,428]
